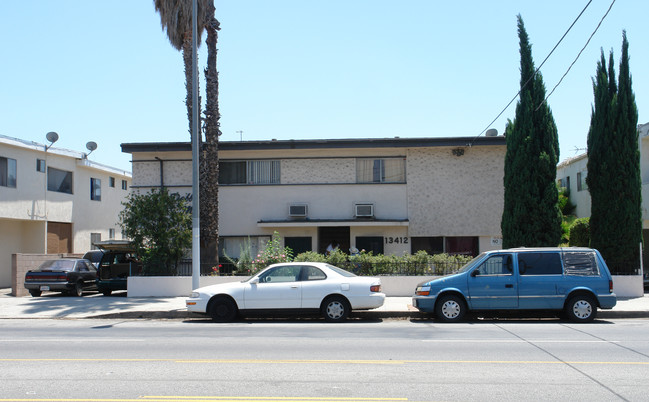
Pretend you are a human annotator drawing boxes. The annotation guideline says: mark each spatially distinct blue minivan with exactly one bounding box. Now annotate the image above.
[412,248,616,323]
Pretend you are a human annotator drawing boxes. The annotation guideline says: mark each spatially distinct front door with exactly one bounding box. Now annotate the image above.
[467,254,518,309]
[244,265,302,309]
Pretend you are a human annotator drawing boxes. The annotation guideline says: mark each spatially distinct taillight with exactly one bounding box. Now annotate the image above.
[25,274,34,281]
[609,280,614,293]
[57,275,67,281]
[370,284,381,293]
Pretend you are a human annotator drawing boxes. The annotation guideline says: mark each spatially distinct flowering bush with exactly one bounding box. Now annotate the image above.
[250,231,294,274]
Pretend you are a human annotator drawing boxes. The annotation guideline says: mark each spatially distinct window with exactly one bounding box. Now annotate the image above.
[220,160,280,184]
[90,233,101,249]
[445,237,479,257]
[47,167,73,194]
[563,252,599,276]
[302,266,326,281]
[356,236,384,255]
[90,178,101,201]
[577,171,587,192]
[474,255,513,276]
[411,237,444,254]
[109,228,115,239]
[258,265,301,283]
[0,156,17,188]
[518,252,563,275]
[356,158,405,183]
[558,176,570,191]
[109,177,115,187]
[285,237,312,255]
[36,159,46,173]
[121,180,128,190]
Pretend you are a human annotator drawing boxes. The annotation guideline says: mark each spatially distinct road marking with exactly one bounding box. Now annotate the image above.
[0,398,408,402]
[421,339,622,343]
[1,358,647,365]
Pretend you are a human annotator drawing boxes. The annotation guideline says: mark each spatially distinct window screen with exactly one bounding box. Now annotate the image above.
[518,252,563,275]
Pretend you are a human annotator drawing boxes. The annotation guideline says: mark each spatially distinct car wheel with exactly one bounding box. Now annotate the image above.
[322,296,350,322]
[29,290,42,297]
[435,294,466,323]
[565,295,597,323]
[70,282,84,297]
[208,297,238,323]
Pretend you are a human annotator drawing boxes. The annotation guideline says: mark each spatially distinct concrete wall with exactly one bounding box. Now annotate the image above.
[128,275,643,298]
[11,253,82,297]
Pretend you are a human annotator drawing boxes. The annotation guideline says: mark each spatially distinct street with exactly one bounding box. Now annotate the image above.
[1,317,648,402]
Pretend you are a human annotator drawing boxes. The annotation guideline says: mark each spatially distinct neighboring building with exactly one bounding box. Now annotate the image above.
[0,134,131,287]
[556,122,649,263]
[122,135,506,263]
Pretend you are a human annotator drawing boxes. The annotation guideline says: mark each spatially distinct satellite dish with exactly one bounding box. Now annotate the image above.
[46,131,59,143]
[486,128,498,137]
[86,141,97,152]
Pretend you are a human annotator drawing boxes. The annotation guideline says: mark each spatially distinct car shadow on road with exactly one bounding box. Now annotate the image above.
[409,314,615,324]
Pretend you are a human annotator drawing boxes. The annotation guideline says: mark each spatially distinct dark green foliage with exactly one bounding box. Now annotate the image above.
[569,218,591,247]
[501,15,562,248]
[118,188,192,275]
[586,32,641,274]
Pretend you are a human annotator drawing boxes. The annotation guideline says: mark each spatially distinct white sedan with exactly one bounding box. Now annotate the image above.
[186,262,385,322]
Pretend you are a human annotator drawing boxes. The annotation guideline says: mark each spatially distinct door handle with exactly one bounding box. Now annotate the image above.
[505,284,514,288]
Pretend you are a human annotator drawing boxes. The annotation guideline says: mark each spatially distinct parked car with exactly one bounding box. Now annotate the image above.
[93,240,142,296]
[412,247,617,323]
[24,258,97,297]
[82,250,104,269]
[186,262,385,322]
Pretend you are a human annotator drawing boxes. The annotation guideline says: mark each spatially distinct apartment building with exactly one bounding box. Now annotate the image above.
[122,135,506,261]
[0,135,131,287]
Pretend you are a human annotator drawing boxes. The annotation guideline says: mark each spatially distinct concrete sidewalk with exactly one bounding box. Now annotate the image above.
[1,288,648,320]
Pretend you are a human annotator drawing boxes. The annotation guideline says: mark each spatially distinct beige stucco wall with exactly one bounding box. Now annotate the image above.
[406,146,505,237]
[282,158,356,184]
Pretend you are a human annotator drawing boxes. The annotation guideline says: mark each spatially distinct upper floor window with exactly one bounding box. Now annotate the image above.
[356,158,405,183]
[220,160,280,185]
[109,177,115,187]
[90,178,101,201]
[577,171,587,192]
[36,159,46,173]
[121,179,128,190]
[0,156,17,188]
[47,167,73,194]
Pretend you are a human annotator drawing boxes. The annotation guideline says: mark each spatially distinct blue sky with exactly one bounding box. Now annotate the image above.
[1,1,646,172]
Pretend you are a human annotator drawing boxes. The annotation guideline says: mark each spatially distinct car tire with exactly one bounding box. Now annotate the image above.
[435,294,466,323]
[69,282,84,297]
[322,295,350,322]
[29,290,42,297]
[208,297,238,323]
[565,294,597,323]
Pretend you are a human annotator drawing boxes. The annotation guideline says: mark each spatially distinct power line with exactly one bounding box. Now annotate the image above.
[469,0,593,145]
[536,0,616,111]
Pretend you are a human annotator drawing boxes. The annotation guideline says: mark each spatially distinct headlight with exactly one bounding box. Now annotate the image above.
[190,292,200,298]
[415,286,431,296]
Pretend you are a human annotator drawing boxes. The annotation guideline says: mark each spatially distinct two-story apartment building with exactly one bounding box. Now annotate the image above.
[0,135,132,288]
[122,135,506,262]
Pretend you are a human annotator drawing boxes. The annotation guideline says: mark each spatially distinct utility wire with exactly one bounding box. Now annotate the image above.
[535,0,616,111]
[469,0,593,145]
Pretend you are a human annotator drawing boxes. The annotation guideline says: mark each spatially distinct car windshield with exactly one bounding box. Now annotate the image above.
[456,253,486,274]
[38,260,76,271]
[326,264,357,277]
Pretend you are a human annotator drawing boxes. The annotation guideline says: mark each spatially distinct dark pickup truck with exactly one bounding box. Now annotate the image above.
[24,258,97,297]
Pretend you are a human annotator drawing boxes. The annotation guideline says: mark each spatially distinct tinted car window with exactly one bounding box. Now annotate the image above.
[38,260,76,271]
[518,252,563,275]
[474,255,512,275]
[563,252,599,276]
[258,266,302,283]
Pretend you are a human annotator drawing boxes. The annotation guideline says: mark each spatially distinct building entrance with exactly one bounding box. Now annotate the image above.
[318,226,350,255]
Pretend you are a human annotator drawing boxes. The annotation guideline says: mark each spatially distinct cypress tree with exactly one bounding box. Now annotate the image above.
[501,15,562,248]
[587,32,641,274]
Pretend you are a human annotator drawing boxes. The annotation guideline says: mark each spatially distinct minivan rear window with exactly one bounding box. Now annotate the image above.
[563,251,599,276]
[518,252,562,275]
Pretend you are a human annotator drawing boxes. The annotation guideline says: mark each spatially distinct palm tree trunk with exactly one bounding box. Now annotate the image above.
[199,5,221,274]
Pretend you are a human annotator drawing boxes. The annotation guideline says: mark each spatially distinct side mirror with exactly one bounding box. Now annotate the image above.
[471,270,479,277]
[250,277,259,285]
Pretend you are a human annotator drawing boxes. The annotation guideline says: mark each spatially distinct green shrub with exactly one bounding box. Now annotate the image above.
[293,251,326,262]
[569,218,590,247]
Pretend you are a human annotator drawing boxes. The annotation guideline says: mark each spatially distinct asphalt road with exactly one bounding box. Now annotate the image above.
[1,318,648,402]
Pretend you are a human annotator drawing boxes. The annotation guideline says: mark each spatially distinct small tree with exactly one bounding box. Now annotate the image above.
[118,188,192,275]
[251,232,293,274]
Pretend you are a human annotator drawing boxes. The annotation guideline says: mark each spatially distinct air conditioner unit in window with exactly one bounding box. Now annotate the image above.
[355,203,374,218]
[289,204,308,217]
